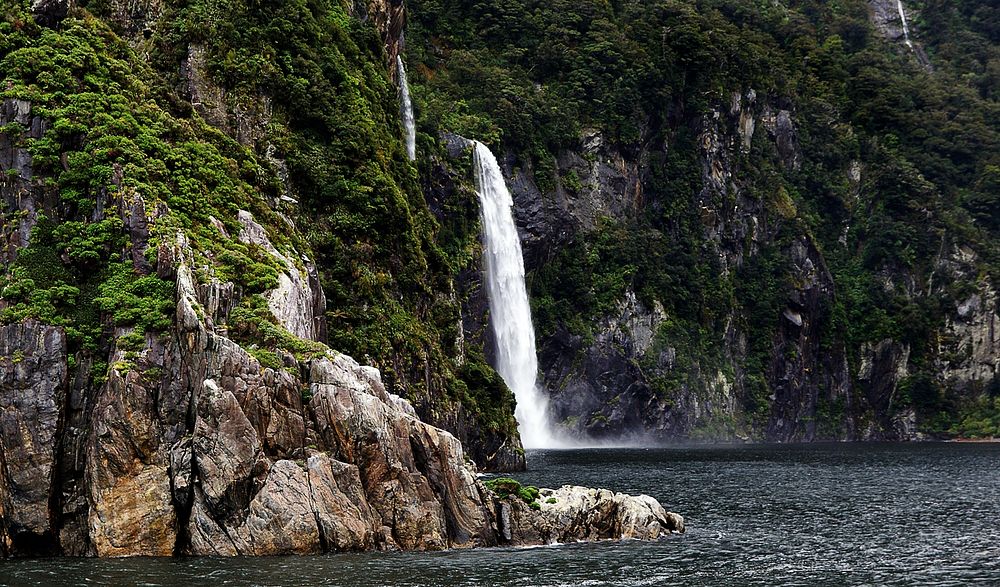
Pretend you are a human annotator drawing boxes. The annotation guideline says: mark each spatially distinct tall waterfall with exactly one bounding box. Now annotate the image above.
[896,0,913,48]
[473,141,556,449]
[397,56,416,161]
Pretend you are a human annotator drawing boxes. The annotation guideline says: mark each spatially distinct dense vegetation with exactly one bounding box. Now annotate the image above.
[406,0,1000,438]
[2,0,997,447]
[0,3,287,377]
[0,0,519,454]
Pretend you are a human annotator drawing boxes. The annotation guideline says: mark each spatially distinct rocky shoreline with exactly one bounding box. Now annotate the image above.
[0,226,682,557]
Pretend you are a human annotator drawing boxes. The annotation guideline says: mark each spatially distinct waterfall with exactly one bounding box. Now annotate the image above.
[472,141,556,449]
[896,0,913,49]
[397,56,416,161]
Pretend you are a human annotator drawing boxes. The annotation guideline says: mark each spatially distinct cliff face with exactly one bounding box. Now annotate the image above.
[410,0,1000,443]
[0,1,686,556]
[0,251,682,556]
[503,93,997,443]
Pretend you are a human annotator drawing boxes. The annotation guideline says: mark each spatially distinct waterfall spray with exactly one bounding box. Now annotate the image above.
[472,141,557,449]
[397,56,416,161]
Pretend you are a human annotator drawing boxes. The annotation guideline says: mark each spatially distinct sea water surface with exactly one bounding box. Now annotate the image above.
[3,443,1000,586]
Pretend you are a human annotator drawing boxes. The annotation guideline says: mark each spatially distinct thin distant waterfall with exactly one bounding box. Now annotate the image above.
[896,0,913,48]
[397,56,416,161]
[472,141,556,449]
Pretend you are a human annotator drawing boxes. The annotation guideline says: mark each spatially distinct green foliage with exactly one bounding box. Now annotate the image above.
[2,0,994,447]
[94,263,174,333]
[227,294,327,365]
[401,0,1000,440]
[951,395,1000,439]
[484,477,542,509]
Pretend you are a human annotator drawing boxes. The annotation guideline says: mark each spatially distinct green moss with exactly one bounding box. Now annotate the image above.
[484,477,542,509]
[227,294,327,364]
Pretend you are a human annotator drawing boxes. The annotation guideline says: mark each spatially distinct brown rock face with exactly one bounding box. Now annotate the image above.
[354,0,406,73]
[0,218,682,557]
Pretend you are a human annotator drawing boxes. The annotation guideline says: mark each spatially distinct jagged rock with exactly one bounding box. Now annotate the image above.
[937,247,1000,393]
[498,485,683,545]
[308,352,491,550]
[237,210,325,342]
[191,378,267,518]
[86,332,181,557]
[442,132,474,158]
[307,454,379,551]
[208,459,321,556]
[0,239,679,560]
[858,338,911,438]
[0,322,67,554]
[31,0,70,26]
[354,0,406,72]
[760,107,801,171]
[0,98,45,266]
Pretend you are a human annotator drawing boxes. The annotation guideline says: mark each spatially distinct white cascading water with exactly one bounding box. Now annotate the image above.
[397,56,416,161]
[896,0,913,48]
[473,141,557,448]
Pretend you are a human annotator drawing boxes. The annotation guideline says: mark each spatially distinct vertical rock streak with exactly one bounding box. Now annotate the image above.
[472,142,555,448]
[896,0,914,48]
[397,56,416,161]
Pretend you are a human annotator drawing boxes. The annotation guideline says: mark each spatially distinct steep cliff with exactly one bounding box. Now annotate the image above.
[80,0,523,470]
[408,0,1000,442]
[0,0,685,557]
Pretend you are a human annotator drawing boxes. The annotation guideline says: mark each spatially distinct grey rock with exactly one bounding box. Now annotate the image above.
[499,485,683,545]
[0,322,67,554]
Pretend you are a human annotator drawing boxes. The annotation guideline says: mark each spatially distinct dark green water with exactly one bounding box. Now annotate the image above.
[3,443,999,586]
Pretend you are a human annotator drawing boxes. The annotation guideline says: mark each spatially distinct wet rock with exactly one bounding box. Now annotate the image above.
[0,322,67,554]
[500,485,683,545]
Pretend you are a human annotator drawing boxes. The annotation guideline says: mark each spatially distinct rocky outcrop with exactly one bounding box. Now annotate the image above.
[237,210,325,341]
[0,98,46,267]
[0,227,681,556]
[496,485,683,545]
[765,238,853,441]
[544,290,673,440]
[31,0,70,27]
[867,0,931,67]
[500,130,641,268]
[354,0,406,73]
[938,246,1000,394]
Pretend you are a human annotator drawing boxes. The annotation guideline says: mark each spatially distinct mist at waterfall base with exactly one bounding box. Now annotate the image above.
[472,141,564,449]
[397,56,416,161]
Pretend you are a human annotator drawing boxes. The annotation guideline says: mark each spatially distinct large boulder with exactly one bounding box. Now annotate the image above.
[497,485,683,546]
